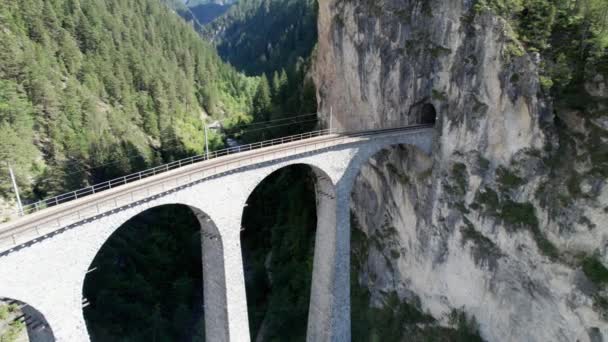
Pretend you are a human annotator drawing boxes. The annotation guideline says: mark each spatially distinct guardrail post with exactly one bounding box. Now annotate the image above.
[9,124,401,219]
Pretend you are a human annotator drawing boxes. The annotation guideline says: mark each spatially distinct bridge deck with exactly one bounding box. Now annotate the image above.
[0,125,432,251]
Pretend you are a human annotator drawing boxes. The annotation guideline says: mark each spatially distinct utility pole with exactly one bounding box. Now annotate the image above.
[204,124,210,158]
[7,163,23,216]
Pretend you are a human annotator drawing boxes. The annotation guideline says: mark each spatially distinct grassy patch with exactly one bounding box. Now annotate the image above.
[593,294,608,321]
[461,219,501,260]
[351,289,437,341]
[432,89,448,101]
[473,187,500,214]
[567,172,583,197]
[582,256,608,287]
[510,72,520,84]
[0,320,25,342]
[478,155,491,173]
[390,249,400,259]
[501,200,559,259]
[429,44,452,58]
[0,304,18,320]
[446,163,469,198]
[448,308,485,342]
[496,166,525,190]
[473,188,558,259]
[499,200,537,228]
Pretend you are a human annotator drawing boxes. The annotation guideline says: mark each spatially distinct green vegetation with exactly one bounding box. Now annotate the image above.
[473,187,558,259]
[582,256,608,286]
[432,89,448,101]
[0,304,25,342]
[474,0,608,106]
[447,309,485,342]
[0,304,15,320]
[500,199,537,228]
[445,163,469,197]
[0,0,318,206]
[0,0,260,201]
[83,205,204,341]
[241,165,317,341]
[203,0,318,76]
[0,320,25,342]
[351,213,487,341]
[478,155,491,173]
[460,219,502,265]
[351,288,437,341]
[593,294,608,320]
[496,166,525,190]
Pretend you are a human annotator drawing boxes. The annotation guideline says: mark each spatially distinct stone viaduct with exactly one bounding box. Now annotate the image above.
[0,126,434,341]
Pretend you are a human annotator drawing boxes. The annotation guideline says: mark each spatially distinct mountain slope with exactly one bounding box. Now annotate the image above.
[0,0,258,211]
[203,0,318,75]
[315,0,608,340]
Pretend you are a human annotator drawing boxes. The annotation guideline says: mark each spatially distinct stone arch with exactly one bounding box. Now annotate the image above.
[81,203,229,342]
[239,162,337,341]
[0,297,55,342]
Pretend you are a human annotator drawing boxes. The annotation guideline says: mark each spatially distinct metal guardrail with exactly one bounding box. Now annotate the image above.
[0,124,433,251]
[17,129,331,216]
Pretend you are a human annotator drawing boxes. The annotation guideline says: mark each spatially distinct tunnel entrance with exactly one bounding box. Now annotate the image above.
[82,205,213,341]
[0,298,55,342]
[420,103,437,125]
[240,164,321,341]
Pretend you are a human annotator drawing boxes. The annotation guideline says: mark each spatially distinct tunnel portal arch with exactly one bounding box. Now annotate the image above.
[420,103,437,125]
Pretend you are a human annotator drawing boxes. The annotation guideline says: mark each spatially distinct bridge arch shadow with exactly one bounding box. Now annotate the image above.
[239,162,337,341]
[81,204,228,341]
[0,297,55,341]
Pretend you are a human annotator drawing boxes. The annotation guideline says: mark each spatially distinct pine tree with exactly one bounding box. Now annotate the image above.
[253,74,272,121]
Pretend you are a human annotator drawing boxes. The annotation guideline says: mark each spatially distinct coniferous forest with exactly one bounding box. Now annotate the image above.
[2,0,605,341]
[0,0,319,341]
[0,0,317,207]
[0,0,254,203]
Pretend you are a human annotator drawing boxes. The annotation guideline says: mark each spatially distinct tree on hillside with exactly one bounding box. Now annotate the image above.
[253,74,272,122]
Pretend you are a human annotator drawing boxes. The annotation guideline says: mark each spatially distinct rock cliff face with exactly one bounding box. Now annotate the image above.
[315,0,608,341]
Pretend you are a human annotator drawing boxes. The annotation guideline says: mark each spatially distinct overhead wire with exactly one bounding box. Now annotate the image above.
[220,112,318,130]
[43,113,319,176]
[22,116,322,208]
[14,114,320,186]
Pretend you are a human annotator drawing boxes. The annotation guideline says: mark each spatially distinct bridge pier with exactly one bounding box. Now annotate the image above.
[213,219,251,342]
[305,168,351,342]
[330,183,352,342]
[0,128,435,342]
